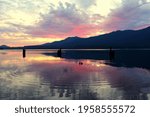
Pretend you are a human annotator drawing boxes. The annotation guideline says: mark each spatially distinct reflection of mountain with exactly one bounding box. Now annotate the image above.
[25,27,150,49]
[43,50,109,60]
[42,50,150,69]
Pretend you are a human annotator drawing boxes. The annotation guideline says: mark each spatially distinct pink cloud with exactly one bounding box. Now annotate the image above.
[69,24,101,37]
[28,0,150,40]
[28,2,102,39]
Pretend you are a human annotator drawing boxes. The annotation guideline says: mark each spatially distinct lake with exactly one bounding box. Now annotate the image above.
[0,49,150,100]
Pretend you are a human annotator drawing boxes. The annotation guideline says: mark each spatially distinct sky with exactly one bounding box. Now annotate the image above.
[0,0,150,47]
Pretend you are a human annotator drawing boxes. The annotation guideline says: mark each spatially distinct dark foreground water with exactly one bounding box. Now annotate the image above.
[0,49,150,100]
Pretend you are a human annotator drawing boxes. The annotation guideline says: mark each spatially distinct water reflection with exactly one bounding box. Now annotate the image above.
[0,50,150,100]
[43,49,150,69]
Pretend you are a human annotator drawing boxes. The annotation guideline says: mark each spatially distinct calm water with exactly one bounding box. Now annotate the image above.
[0,49,150,100]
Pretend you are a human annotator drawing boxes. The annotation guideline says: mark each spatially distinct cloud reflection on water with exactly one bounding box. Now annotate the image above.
[0,50,150,100]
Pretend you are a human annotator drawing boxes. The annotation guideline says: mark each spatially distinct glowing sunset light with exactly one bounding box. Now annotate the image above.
[0,0,150,46]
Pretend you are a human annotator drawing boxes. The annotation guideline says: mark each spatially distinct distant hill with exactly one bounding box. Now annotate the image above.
[0,45,10,49]
[25,26,150,49]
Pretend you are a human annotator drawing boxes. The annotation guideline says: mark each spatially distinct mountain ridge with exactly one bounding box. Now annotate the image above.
[0,45,10,49]
[24,26,150,49]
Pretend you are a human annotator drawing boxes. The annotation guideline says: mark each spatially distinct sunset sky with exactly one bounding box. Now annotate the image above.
[0,0,150,47]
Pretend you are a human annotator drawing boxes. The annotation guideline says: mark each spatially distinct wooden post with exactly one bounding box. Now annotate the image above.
[23,49,26,58]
